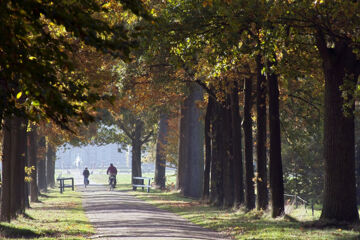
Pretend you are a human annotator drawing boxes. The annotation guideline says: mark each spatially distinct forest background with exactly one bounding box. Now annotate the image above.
[0,0,360,227]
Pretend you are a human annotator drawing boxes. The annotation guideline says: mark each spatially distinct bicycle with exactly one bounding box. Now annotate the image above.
[84,177,89,188]
[109,174,116,191]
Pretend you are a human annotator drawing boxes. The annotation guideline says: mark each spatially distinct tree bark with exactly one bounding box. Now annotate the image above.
[177,101,189,190]
[317,36,360,223]
[132,120,143,187]
[356,144,360,204]
[231,81,244,207]
[222,95,234,207]
[1,116,27,221]
[182,83,204,199]
[1,117,13,222]
[25,132,31,209]
[28,128,39,202]
[243,77,255,210]
[268,70,284,218]
[46,144,56,188]
[256,54,268,210]
[210,101,224,206]
[155,114,169,189]
[203,96,213,199]
[13,117,27,215]
[37,136,47,191]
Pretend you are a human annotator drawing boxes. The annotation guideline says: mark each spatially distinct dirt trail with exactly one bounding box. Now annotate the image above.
[79,184,229,240]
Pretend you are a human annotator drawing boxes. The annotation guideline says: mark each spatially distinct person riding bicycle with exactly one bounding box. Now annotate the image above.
[83,167,90,186]
[107,163,117,186]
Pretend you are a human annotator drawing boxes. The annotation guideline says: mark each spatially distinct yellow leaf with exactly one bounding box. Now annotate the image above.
[16,92,22,99]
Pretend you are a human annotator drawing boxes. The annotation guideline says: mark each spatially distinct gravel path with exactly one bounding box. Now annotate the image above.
[79,184,229,240]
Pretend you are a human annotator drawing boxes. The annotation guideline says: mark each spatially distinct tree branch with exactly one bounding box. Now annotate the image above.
[141,130,153,144]
[287,94,321,113]
[117,120,135,141]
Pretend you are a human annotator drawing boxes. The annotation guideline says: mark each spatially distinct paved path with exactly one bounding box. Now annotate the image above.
[79,184,229,240]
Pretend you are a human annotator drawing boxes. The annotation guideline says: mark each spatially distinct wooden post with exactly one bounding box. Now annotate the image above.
[60,179,64,194]
[147,179,151,193]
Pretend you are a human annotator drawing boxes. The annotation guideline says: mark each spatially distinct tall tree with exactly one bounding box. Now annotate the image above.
[222,93,234,207]
[177,83,204,199]
[0,0,149,222]
[203,96,214,199]
[28,127,39,202]
[154,114,169,189]
[268,68,284,217]
[96,108,154,187]
[1,116,27,221]
[231,80,244,207]
[243,77,255,210]
[37,137,47,191]
[317,34,359,222]
[277,0,360,223]
[210,101,224,206]
[46,144,56,188]
[256,55,268,210]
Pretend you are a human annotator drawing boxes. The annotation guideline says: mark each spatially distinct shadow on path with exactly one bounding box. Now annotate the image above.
[80,184,228,240]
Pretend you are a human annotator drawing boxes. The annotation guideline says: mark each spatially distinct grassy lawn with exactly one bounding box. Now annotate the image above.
[0,188,94,240]
[130,189,360,240]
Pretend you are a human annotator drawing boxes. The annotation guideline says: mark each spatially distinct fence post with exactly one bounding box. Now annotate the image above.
[60,179,64,194]
[72,178,74,191]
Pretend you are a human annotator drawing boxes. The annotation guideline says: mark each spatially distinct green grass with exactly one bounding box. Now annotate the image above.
[0,188,94,240]
[129,190,360,240]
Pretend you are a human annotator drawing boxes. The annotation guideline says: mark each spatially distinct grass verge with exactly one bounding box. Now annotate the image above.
[130,190,360,240]
[0,188,94,240]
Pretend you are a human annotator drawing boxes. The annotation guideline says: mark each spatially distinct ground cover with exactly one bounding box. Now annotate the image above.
[0,188,93,240]
[130,190,360,240]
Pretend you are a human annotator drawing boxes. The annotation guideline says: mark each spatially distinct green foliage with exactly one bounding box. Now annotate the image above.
[0,0,147,128]
[281,75,324,203]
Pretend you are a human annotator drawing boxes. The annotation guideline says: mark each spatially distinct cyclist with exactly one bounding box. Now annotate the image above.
[107,163,117,187]
[83,167,90,187]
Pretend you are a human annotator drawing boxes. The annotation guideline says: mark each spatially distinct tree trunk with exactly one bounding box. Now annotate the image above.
[177,101,189,190]
[182,83,204,199]
[46,144,56,188]
[317,36,360,223]
[231,81,244,207]
[37,137,47,191]
[268,70,284,218]
[132,120,143,186]
[243,77,255,210]
[210,101,224,206]
[222,95,234,207]
[28,128,39,202]
[256,54,268,210]
[203,96,213,199]
[1,117,13,222]
[155,114,169,189]
[356,144,360,204]
[25,133,31,209]
[1,116,27,221]
[220,93,237,208]
[13,117,27,215]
